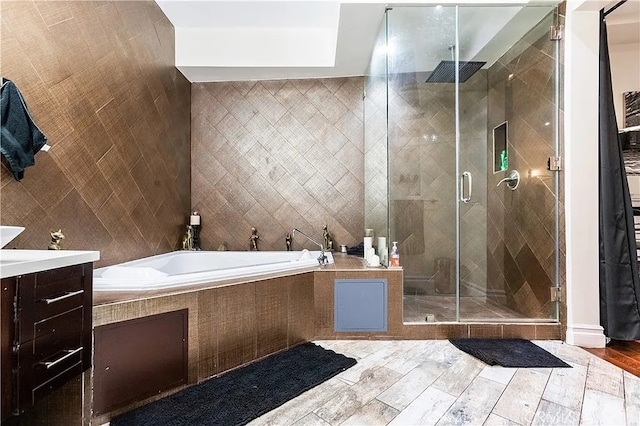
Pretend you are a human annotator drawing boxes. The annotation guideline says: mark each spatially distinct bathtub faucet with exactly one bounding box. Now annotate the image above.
[291,228,328,266]
[182,225,194,250]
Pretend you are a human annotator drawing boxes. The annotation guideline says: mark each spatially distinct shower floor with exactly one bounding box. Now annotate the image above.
[403,295,527,323]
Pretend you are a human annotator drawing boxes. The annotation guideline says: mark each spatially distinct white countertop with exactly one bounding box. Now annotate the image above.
[0,250,100,279]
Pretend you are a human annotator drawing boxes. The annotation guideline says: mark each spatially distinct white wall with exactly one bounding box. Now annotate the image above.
[564,0,609,348]
[610,42,640,128]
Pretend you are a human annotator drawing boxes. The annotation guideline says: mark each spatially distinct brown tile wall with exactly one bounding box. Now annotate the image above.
[385,70,488,297]
[0,1,191,267]
[364,54,389,241]
[367,7,564,325]
[190,78,364,251]
[486,11,562,319]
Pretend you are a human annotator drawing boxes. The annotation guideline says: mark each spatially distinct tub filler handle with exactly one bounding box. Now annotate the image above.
[292,228,328,267]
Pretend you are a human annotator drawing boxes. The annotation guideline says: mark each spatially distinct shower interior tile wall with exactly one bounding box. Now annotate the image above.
[385,70,488,297]
[191,79,365,251]
[486,15,560,319]
[364,74,389,240]
[0,1,191,268]
[366,8,564,322]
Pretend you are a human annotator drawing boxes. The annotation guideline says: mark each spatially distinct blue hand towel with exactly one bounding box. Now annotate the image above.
[1,78,48,181]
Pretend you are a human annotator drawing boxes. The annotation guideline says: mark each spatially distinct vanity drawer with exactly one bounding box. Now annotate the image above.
[3,262,93,418]
[32,362,83,404]
[16,265,87,344]
[16,324,84,409]
[34,306,84,341]
[34,265,84,291]
[33,308,84,360]
[34,289,84,322]
[16,358,84,409]
[17,344,84,382]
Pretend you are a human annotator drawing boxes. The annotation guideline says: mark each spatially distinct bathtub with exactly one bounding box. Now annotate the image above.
[93,250,333,291]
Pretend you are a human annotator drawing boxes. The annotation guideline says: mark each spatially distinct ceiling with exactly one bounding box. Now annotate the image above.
[156,0,640,83]
[605,0,640,45]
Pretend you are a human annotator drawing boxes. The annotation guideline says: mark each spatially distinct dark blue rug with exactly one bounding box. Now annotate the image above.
[449,338,571,368]
[111,342,356,426]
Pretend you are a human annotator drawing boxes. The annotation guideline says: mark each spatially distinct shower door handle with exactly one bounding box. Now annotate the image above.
[460,171,472,203]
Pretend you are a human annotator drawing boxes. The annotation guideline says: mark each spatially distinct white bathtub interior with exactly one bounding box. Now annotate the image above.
[93,250,333,291]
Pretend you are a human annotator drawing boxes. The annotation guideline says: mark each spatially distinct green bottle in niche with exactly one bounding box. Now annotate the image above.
[500,150,508,171]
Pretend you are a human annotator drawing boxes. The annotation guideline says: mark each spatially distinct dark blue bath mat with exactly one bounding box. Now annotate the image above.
[449,338,571,368]
[110,342,356,426]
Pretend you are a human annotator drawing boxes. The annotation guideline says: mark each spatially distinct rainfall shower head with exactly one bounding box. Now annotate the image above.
[425,60,486,83]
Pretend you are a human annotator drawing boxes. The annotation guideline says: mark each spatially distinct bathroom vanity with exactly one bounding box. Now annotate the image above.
[0,250,99,421]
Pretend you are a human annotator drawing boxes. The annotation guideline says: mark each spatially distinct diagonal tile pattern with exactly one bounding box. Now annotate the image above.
[363,9,564,323]
[191,78,364,252]
[0,1,191,267]
[250,340,640,426]
[486,12,561,319]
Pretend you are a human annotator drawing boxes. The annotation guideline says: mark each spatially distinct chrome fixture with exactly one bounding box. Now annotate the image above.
[182,225,194,250]
[322,224,334,251]
[292,228,328,266]
[249,227,260,251]
[460,171,473,203]
[497,169,520,190]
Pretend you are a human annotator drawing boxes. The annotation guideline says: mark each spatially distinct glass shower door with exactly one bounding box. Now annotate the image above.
[380,4,560,323]
[457,6,559,321]
[385,6,459,323]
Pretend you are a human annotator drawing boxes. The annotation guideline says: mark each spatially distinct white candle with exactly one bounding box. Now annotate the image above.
[363,237,372,259]
[190,213,200,225]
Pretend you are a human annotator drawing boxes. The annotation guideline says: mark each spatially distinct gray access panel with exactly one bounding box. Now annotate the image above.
[334,279,387,332]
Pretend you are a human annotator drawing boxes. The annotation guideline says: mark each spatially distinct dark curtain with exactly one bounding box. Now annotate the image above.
[599,10,640,340]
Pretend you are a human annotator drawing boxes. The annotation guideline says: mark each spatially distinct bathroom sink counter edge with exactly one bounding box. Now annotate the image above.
[0,249,100,278]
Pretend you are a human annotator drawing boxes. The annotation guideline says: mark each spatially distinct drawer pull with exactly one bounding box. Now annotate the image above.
[42,290,84,304]
[39,347,82,369]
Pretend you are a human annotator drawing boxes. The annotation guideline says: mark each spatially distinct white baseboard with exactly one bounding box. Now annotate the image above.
[565,324,606,348]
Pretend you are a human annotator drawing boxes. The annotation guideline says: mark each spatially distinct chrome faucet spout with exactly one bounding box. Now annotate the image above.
[292,228,323,249]
[292,228,328,266]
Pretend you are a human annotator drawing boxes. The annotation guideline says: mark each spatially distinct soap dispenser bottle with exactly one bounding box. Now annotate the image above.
[390,241,400,267]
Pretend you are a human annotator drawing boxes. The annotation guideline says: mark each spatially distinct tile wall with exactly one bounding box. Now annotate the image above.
[0,1,191,267]
[363,6,565,323]
[385,70,488,296]
[190,78,364,251]
[363,25,389,242]
[486,12,561,319]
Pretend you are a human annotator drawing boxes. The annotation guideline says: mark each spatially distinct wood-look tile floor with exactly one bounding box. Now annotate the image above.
[250,340,640,426]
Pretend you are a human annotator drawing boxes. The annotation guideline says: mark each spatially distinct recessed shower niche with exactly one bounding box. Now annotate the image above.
[364,4,561,323]
[493,121,508,174]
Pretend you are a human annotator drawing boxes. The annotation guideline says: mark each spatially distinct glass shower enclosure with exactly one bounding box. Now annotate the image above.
[364,4,561,323]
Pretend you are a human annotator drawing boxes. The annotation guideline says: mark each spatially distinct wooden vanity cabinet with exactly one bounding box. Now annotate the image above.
[1,262,92,420]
